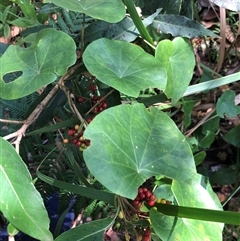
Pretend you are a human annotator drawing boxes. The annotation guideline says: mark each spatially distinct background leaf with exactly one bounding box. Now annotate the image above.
[83,104,196,199]
[83,38,167,97]
[223,125,240,148]
[155,37,195,104]
[43,0,125,23]
[54,217,113,241]
[0,28,76,100]
[151,14,219,38]
[216,90,240,118]
[85,9,161,43]
[0,137,53,241]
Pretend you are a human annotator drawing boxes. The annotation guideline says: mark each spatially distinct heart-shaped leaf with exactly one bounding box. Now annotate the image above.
[151,175,223,241]
[152,14,219,38]
[43,0,125,23]
[83,38,167,97]
[83,104,196,199]
[0,28,76,100]
[156,37,195,104]
[216,90,240,118]
[55,217,113,241]
[210,0,240,11]
[0,137,53,241]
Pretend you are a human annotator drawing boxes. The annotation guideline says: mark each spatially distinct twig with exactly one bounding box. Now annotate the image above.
[185,107,216,137]
[0,119,25,124]
[3,63,80,153]
[84,89,115,116]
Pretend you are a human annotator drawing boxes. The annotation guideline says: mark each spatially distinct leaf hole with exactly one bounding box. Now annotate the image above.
[3,71,23,83]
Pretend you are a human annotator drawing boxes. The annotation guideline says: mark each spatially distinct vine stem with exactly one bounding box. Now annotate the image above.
[3,63,81,154]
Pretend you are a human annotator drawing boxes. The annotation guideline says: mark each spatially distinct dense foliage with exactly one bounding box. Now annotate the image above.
[1,0,240,240]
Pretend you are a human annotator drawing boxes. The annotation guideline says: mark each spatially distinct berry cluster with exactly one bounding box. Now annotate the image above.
[132,187,156,209]
[64,124,90,151]
[90,95,107,114]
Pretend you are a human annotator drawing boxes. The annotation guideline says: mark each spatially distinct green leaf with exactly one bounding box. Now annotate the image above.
[198,130,215,148]
[9,17,36,27]
[43,0,125,23]
[216,90,240,118]
[3,23,10,38]
[0,137,53,241]
[223,125,240,147]
[155,37,195,104]
[182,98,196,128]
[7,223,19,236]
[37,171,115,205]
[85,9,161,43]
[18,2,37,20]
[83,38,167,98]
[83,103,196,199]
[0,28,76,100]
[153,203,240,225]
[210,0,240,11]
[54,217,114,241]
[1,5,11,23]
[151,175,223,241]
[194,151,206,166]
[152,14,219,38]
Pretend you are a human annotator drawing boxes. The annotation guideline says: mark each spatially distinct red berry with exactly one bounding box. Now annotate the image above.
[91,96,98,101]
[143,188,148,193]
[87,118,92,123]
[76,141,82,147]
[143,236,150,241]
[145,190,152,198]
[68,129,76,136]
[138,188,143,194]
[78,97,84,103]
[139,193,146,200]
[92,107,99,114]
[133,200,139,207]
[72,139,77,144]
[89,85,96,91]
[98,107,103,112]
[148,200,155,206]
[135,196,140,201]
[149,195,156,201]
[144,227,151,236]
[84,139,91,146]
[101,102,107,109]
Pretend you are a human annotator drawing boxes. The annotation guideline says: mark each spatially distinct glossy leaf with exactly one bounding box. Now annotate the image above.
[223,125,240,147]
[210,0,240,11]
[83,38,167,97]
[156,37,195,104]
[0,28,76,100]
[151,175,223,241]
[54,217,113,241]
[43,0,125,23]
[83,104,196,199]
[0,137,53,241]
[152,14,219,38]
[216,90,240,118]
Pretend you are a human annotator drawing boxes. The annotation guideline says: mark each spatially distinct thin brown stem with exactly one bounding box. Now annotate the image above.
[3,62,80,153]
[0,119,25,124]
